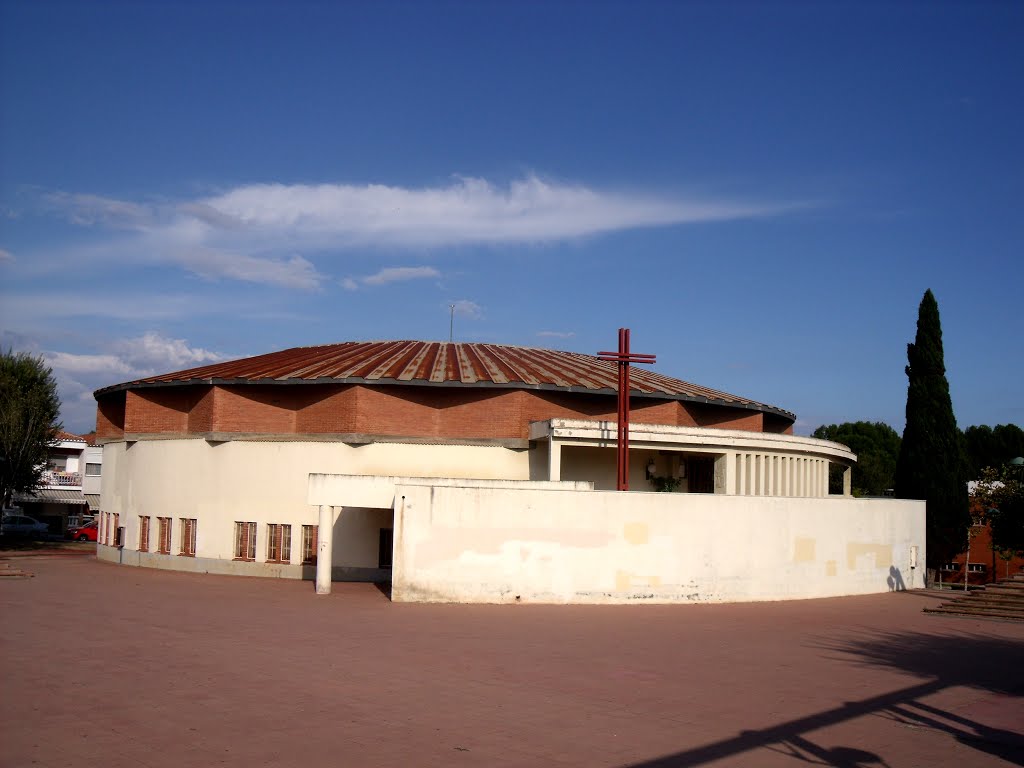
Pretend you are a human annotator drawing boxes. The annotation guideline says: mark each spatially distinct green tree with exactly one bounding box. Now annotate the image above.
[971,463,1024,576]
[813,421,901,497]
[0,351,62,509]
[894,290,970,573]
[963,424,1024,478]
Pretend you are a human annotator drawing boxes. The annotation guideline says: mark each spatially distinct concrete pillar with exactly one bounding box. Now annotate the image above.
[843,465,852,496]
[315,504,334,595]
[715,453,730,495]
[548,439,561,482]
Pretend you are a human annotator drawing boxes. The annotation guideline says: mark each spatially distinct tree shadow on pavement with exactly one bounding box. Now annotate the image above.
[619,631,1024,768]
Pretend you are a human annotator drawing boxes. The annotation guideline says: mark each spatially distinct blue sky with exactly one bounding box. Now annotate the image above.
[1,1,1021,435]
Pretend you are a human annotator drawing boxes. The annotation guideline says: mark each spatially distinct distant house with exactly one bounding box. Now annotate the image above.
[13,430,102,534]
[942,482,1024,586]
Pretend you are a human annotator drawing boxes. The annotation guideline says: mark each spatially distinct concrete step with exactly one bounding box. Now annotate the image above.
[947,597,1024,610]
[923,575,1024,622]
[934,599,1024,613]
[925,605,1024,622]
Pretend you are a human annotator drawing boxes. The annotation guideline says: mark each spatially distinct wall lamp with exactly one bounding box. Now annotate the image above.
[646,459,657,480]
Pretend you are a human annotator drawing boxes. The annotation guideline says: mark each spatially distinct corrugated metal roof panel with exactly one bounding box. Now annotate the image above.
[13,489,88,505]
[94,340,795,420]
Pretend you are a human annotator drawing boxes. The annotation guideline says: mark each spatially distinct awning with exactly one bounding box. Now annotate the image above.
[85,494,101,512]
[13,489,88,506]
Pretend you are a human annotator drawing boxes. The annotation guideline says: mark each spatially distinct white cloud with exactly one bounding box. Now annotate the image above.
[46,191,155,230]
[537,330,576,339]
[362,266,440,286]
[37,175,805,290]
[43,351,136,377]
[193,175,793,246]
[342,265,440,290]
[44,332,222,382]
[175,248,322,291]
[450,299,483,319]
[0,248,14,263]
[112,332,221,372]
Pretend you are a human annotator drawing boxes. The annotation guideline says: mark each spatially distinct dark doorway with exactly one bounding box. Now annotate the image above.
[378,528,393,569]
[687,457,716,493]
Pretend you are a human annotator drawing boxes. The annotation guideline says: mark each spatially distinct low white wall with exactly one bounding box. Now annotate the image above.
[391,485,926,604]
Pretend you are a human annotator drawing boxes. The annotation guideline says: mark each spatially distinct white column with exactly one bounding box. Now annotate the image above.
[843,465,852,496]
[548,439,561,482]
[316,504,334,595]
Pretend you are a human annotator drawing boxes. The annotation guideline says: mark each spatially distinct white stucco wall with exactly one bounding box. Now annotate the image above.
[99,438,530,576]
[390,484,926,604]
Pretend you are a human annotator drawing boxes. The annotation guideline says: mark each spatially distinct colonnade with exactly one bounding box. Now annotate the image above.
[732,452,833,497]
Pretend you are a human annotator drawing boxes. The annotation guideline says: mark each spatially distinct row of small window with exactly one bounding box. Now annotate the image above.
[120,516,318,564]
[233,521,317,564]
[135,516,197,556]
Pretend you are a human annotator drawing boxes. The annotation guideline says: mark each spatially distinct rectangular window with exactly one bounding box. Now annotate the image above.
[180,518,197,557]
[139,516,150,552]
[234,521,256,561]
[301,525,318,565]
[113,515,122,547]
[157,517,172,554]
[266,523,292,563]
[85,463,101,476]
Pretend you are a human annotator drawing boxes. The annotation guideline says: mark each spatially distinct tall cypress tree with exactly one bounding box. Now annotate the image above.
[894,290,970,573]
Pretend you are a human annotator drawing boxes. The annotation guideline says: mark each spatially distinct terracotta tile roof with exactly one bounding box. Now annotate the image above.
[53,430,86,443]
[95,341,794,420]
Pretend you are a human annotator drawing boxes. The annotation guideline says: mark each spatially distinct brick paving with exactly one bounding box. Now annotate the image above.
[1,554,1022,768]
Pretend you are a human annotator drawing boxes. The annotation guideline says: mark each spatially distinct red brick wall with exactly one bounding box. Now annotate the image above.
[521,390,616,430]
[352,386,523,439]
[764,413,794,435]
[124,389,198,434]
[692,406,763,432]
[295,385,359,433]
[631,400,691,427]
[102,380,786,439]
[188,387,216,433]
[213,386,296,433]
[96,392,126,439]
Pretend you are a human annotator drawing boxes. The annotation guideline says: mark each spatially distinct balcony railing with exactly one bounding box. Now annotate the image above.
[41,470,83,488]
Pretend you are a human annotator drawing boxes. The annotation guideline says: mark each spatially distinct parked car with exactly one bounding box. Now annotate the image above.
[66,520,98,542]
[0,514,50,538]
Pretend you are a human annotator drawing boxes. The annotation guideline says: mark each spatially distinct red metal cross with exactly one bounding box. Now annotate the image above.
[598,328,656,491]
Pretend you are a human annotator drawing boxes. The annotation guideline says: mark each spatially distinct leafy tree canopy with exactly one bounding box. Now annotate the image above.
[963,424,1024,478]
[971,464,1024,560]
[0,350,62,509]
[813,421,901,497]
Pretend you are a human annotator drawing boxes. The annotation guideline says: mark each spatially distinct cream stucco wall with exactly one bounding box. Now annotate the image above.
[100,438,530,575]
[390,483,925,604]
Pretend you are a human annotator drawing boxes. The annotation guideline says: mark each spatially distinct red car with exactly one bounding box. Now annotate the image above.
[66,520,98,542]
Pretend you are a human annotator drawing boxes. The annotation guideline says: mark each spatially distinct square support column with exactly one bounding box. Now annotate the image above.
[548,439,561,482]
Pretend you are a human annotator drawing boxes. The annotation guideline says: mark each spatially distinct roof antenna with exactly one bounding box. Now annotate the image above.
[449,304,455,343]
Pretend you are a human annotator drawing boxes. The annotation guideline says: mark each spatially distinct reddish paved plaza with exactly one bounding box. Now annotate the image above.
[2,552,1022,768]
